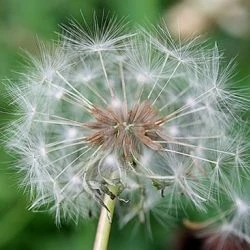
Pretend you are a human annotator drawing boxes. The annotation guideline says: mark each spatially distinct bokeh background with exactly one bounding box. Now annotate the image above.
[0,0,249,249]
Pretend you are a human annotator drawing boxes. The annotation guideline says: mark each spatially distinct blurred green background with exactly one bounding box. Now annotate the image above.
[0,0,249,249]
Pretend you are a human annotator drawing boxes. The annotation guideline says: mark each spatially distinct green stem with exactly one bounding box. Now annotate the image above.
[93,185,119,250]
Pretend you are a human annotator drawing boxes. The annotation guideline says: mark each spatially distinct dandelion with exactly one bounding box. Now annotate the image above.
[4,14,249,250]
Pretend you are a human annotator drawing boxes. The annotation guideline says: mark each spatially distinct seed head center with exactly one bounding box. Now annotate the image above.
[85,101,166,160]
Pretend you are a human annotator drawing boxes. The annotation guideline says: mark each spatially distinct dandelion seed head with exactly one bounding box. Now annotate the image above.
[4,14,249,233]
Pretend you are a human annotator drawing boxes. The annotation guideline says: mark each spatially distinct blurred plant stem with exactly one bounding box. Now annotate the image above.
[93,185,119,250]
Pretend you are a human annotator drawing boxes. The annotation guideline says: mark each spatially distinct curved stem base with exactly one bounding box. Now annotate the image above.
[93,186,118,250]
